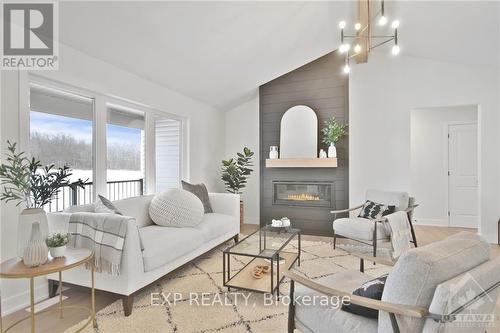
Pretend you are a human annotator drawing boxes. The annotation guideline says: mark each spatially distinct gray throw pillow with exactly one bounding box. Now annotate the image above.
[95,195,122,215]
[181,181,213,213]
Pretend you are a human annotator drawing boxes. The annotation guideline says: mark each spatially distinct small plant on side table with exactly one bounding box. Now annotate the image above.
[46,232,70,258]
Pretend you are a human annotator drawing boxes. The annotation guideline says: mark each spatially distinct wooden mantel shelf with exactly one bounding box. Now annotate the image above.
[265,158,337,168]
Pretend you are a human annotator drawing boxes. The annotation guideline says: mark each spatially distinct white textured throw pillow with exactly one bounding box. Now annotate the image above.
[149,189,204,227]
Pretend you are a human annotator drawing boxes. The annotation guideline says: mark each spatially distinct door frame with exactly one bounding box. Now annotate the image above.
[446,121,479,228]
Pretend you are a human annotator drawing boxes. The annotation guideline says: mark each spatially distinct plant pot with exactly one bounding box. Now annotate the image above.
[328,143,337,158]
[23,222,48,267]
[18,208,49,258]
[240,200,244,226]
[49,245,67,258]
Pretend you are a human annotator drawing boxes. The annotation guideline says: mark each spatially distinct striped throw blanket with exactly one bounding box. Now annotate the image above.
[384,211,412,260]
[68,212,129,275]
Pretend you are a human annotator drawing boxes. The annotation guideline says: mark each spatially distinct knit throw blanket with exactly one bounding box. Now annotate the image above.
[384,211,412,260]
[68,212,129,276]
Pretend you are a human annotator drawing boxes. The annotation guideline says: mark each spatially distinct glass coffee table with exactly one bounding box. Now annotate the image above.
[223,225,300,296]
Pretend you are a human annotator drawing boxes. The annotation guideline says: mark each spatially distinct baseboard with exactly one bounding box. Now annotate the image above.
[479,232,497,244]
[413,218,448,227]
[1,280,49,316]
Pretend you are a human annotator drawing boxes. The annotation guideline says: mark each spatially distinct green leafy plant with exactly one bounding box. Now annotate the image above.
[0,140,86,208]
[221,147,254,194]
[321,117,348,145]
[46,232,69,248]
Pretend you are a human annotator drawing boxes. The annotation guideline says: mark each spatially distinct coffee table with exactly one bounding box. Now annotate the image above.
[223,225,300,296]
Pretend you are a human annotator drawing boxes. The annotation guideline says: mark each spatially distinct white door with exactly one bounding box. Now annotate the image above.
[448,123,478,228]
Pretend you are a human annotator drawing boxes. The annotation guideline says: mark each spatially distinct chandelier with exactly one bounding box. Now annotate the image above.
[338,0,400,74]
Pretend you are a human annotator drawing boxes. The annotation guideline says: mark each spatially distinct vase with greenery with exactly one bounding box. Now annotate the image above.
[221,147,254,225]
[0,141,85,258]
[321,117,348,158]
[46,232,70,258]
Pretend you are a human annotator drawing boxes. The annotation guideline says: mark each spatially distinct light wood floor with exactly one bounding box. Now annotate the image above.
[2,225,499,333]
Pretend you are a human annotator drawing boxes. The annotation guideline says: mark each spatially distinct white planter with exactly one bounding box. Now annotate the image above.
[269,146,279,159]
[23,222,48,267]
[18,208,49,258]
[328,143,337,158]
[49,245,67,258]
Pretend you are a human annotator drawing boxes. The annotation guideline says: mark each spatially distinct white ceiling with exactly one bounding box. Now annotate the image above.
[60,1,499,110]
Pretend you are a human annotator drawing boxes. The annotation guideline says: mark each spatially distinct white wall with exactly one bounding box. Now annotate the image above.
[224,92,260,224]
[410,105,477,226]
[350,52,499,243]
[0,43,225,314]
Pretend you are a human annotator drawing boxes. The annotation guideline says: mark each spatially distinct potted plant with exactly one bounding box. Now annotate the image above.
[221,147,254,225]
[321,117,348,158]
[46,232,70,258]
[0,141,85,258]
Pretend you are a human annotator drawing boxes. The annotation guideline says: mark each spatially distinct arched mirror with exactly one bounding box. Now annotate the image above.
[280,105,318,158]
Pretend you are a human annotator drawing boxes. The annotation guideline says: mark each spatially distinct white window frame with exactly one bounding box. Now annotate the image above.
[20,73,187,201]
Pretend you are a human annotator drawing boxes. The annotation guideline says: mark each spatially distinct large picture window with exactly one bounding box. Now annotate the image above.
[29,84,94,211]
[106,106,145,200]
[28,79,185,211]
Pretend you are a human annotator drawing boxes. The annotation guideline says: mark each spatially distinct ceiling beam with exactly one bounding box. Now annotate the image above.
[354,0,370,63]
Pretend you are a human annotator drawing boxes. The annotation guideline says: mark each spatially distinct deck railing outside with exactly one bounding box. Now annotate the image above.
[45,179,144,212]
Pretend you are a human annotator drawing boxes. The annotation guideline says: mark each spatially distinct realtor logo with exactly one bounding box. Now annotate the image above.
[1,1,58,69]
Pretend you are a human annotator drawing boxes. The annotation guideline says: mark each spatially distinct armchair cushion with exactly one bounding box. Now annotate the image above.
[333,217,389,241]
[358,200,395,219]
[295,270,378,333]
[341,275,388,319]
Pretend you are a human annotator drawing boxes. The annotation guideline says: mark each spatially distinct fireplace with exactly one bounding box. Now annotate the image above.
[273,181,333,208]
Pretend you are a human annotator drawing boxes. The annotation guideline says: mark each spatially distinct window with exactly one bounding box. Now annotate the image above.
[29,84,94,211]
[106,106,145,200]
[27,78,185,211]
[155,118,181,192]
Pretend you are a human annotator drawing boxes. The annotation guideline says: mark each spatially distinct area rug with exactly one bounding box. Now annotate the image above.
[68,238,392,333]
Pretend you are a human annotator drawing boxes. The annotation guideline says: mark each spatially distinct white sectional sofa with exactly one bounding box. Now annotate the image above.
[47,192,240,316]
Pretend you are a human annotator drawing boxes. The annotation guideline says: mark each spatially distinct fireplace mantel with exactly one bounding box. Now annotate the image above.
[265,158,337,168]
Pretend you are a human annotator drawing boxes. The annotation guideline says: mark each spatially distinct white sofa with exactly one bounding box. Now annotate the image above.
[47,192,240,316]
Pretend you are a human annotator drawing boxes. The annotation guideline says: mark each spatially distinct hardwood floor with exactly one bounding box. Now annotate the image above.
[2,224,499,333]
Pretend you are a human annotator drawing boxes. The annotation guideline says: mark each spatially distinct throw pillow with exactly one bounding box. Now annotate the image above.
[149,189,204,227]
[181,180,213,213]
[341,275,388,319]
[358,200,395,219]
[95,195,122,215]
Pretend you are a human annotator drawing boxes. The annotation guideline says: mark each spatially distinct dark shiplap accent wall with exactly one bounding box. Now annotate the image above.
[259,51,349,236]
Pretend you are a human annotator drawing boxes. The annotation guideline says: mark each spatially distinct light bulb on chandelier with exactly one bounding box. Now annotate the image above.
[392,45,400,55]
[339,43,350,53]
[378,15,388,26]
[354,23,362,31]
[343,64,351,74]
[339,21,346,29]
[391,20,400,29]
[354,44,362,53]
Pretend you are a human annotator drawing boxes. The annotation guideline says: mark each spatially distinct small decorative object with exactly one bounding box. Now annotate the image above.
[23,222,48,267]
[319,149,327,158]
[221,147,254,225]
[271,219,283,228]
[281,217,291,227]
[0,141,86,258]
[251,264,270,279]
[46,232,70,258]
[321,117,348,158]
[269,146,279,159]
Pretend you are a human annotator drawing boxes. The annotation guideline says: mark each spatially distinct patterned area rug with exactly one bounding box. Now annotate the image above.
[68,238,391,333]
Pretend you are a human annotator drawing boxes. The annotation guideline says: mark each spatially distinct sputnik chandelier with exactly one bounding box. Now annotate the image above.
[338,0,400,74]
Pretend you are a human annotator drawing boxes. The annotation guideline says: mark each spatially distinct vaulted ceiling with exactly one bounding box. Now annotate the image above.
[60,1,499,110]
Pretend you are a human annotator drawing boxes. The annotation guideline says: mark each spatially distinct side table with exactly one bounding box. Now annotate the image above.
[0,248,95,333]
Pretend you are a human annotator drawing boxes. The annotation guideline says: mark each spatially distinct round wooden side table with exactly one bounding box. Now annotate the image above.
[0,248,95,333]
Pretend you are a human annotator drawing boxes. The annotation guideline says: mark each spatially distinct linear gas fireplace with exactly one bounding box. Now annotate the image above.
[273,181,333,208]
